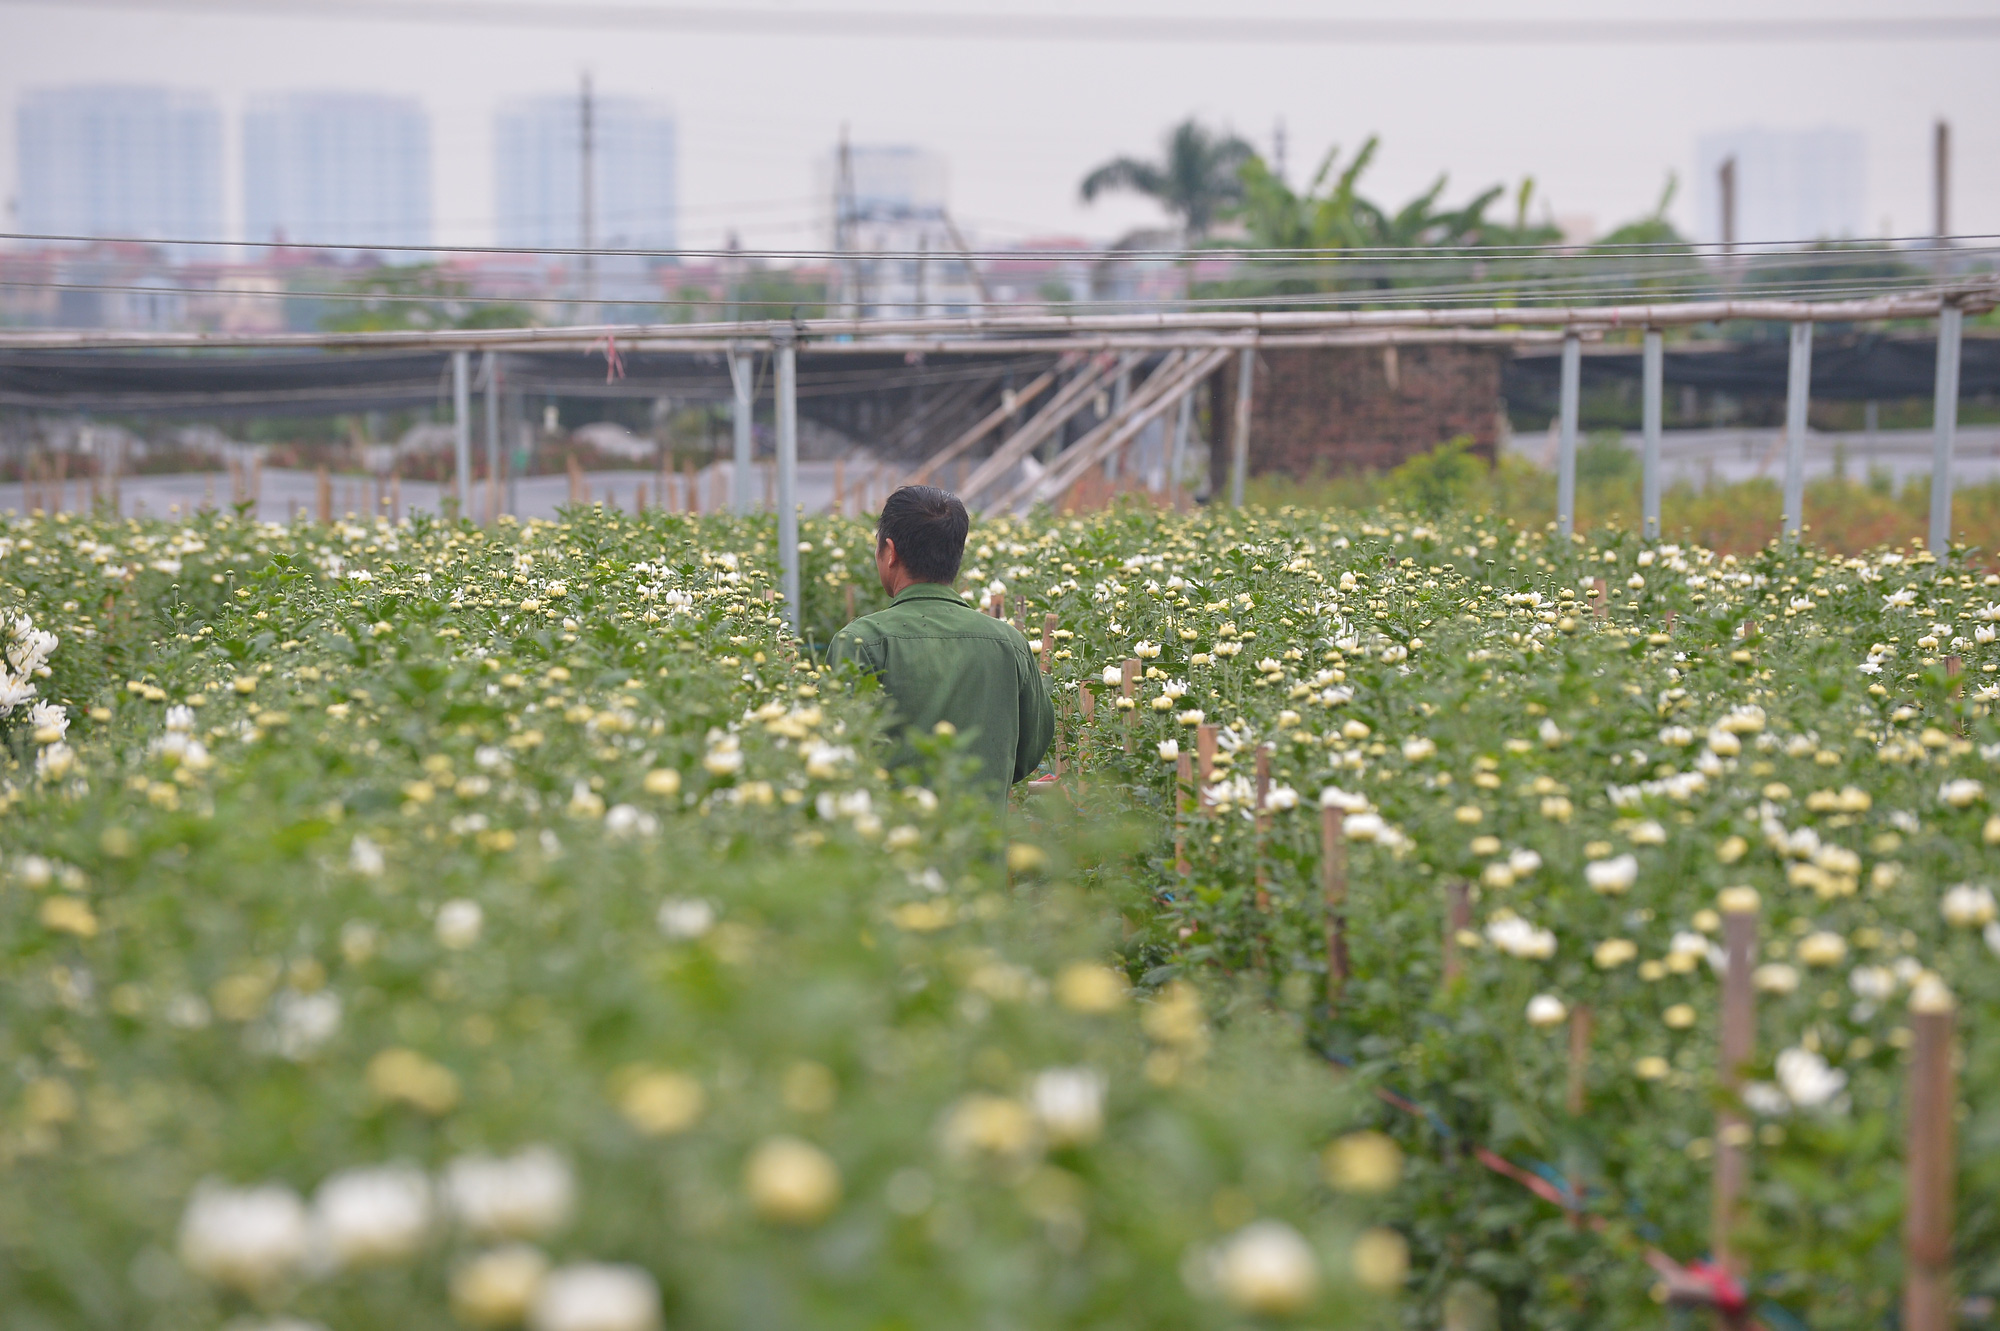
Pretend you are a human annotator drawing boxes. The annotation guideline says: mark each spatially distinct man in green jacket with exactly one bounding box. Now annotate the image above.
[829,485,1054,797]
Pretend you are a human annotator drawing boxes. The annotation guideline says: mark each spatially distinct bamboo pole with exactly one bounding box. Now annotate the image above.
[13,287,1986,353]
[1712,900,1759,1277]
[316,466,331,524]
[1321,804,1348,1003]
[1253,744,1272,910]
[1903,996,1956,1331]
[1195,723,1217,810]
[956,354,1122,503]
[1442,880,1471,985]
[907,362,1061,486]
[1121,657,1139,754]
[1175,752,1193,878]
[833,456,845,516]
[1040,613,1056,673]
[844,583,857,623]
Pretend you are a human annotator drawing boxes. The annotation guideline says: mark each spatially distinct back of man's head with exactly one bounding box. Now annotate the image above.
[877,485,969,584]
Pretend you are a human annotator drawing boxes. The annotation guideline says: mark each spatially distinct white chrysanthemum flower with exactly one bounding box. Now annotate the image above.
[1157,739,1180,763]
[1941,883,1997,927]
[1212,1220,1320,1315]
[1775,1047,1846,1109]
[349,836,386,877]
[177,1180,310,1293]
[656,898,717,940]
[1939,779,1985,809]
[1584,854,1638,894]
[528,1262,661,1331]
[1525,994,1568,1027]
[1029,1067,1106,1146]
[313,1164,433,1268]
[268,989,342,1060]
[443,1147,575,1240]
[436,899,484,950]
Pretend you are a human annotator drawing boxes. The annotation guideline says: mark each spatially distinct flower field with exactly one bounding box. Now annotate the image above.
[4,498,1998,1328]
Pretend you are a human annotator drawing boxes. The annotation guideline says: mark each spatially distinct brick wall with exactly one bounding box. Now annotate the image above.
[1208,343,1505,492]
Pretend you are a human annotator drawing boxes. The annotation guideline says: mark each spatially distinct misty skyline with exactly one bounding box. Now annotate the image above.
[1,0,1994,257]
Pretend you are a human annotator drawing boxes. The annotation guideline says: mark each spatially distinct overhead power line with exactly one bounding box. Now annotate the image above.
[5,229,1997,266]
[5,0,1996,43]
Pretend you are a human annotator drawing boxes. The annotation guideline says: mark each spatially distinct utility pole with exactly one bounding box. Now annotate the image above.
[580,72,596,313]
[835,125,857,320]
[1718,155,1737,287]
[1272,118,1287,186]
[1934,119,1951,278]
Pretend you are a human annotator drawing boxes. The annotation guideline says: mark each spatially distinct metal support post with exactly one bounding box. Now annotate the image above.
[1169,388,1193,508]
[1555,332,1580,539]
[1782,320,1813,539]
[1229,345,1254,507]
[1641,328,1663,540]
[729,346,754,515]
[451,350,471,518]
[1929,304,1963,555]
[775,335,800,635]
[482,352,501,521]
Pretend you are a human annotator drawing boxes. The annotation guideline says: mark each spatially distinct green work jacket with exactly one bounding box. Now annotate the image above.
[829,582,1055,795]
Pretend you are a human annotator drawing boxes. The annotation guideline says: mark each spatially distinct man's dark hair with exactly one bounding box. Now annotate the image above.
[877,485,969,584]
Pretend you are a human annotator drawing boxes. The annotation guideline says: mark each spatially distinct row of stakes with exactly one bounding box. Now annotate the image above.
[988,592,1962,1329]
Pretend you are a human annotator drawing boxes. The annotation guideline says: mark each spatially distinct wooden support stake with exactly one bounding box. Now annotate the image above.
[1195,723,1218,809]
[1442,880,1471,985]
[1040,613,1056,673]
[987,591,1004,618]
[567,455,583,506]
[1566,1006,1593,1116]
[1121,658,1139,754]
[1904,1002,1956,1331]
[686,459,701,516]
[833,456,845,517]
[844,584,857,623]
[1321,804,1348,1003]
[1253,744,1272,909]
[1592,575,1608,617]
[1078,681,1094,722]
[1175,752,1193,877]
[1713,904,1758,1278]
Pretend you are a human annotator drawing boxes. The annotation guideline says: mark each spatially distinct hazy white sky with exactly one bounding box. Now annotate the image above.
[1,0,1994,254]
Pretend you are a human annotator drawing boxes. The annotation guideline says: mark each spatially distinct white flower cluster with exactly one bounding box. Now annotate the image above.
[0,613,57,715]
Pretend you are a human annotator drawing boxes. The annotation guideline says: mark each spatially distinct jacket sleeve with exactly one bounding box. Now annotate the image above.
[1012,653,1056,783]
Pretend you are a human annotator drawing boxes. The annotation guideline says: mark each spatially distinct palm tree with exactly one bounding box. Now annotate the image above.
[1080,119,1256,242]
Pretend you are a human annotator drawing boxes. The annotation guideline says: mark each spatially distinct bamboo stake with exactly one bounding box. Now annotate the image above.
[1904,997,1956,1331]
[1195,723,1218,804]
[1253,744,1272,910]
[1592,575,1608,617]
[1566,1006,1593,1116]
[987,591,1004,618]
[1175,752,1193,878]
[316,466,331,524]
[1078,681,1094,722]
[1442,880,1471,985]
[844,584,857,623]
[1121,657,1139,754]
[1713,901,1759,1278]
[833,456,845,517]
[1321,804,1348,1003]
[567,455,583,506]
[1040,613,1056,673]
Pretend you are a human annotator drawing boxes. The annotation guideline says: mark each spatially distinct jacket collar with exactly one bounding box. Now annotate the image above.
[893,582,971,605]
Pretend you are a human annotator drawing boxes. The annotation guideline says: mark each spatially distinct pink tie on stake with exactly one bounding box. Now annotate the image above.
[599,333,626,384]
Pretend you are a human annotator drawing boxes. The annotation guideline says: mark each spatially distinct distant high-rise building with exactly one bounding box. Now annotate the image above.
[16,85,224,251]
[1694,126,1866,245]
[820,144,975,317]
[494,93,677,253]
[243,92,431,250]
